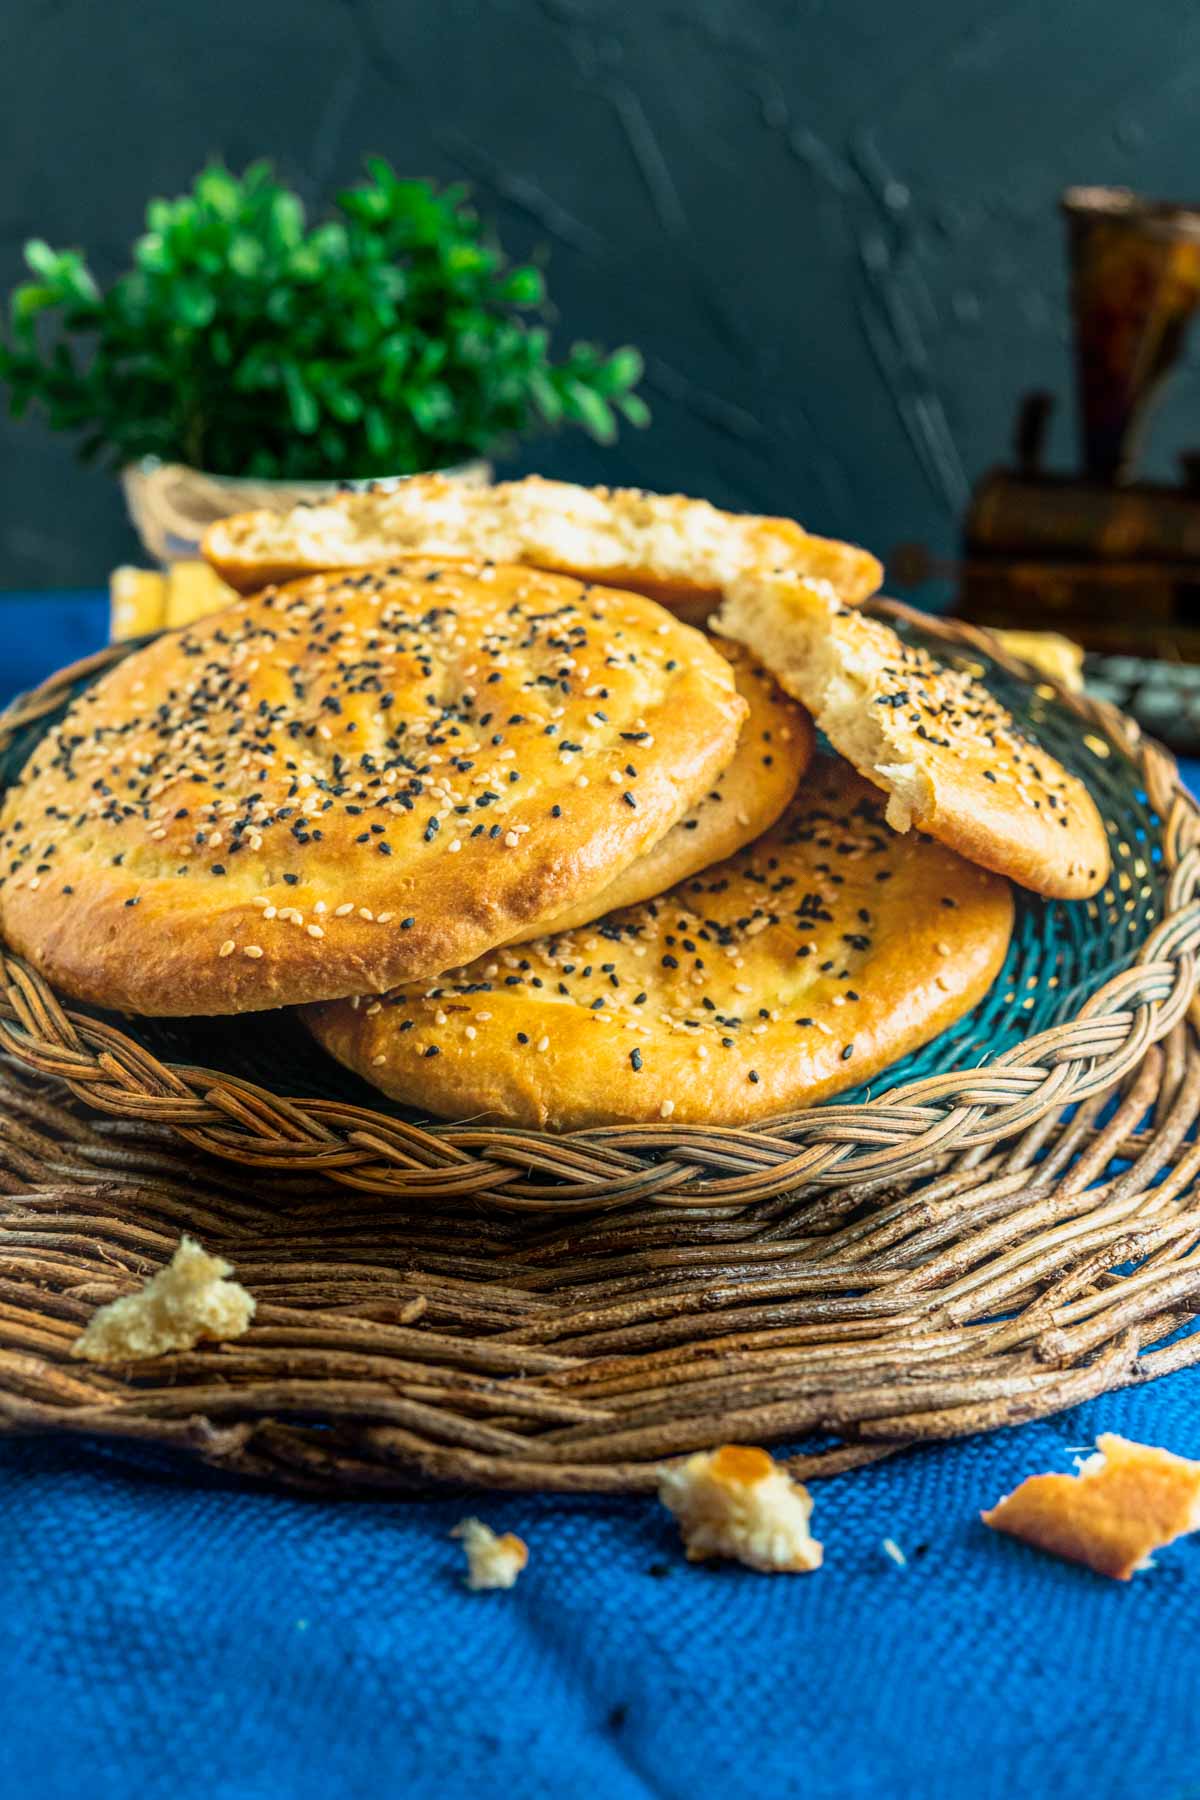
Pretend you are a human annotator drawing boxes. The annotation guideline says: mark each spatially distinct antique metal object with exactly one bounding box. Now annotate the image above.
[955,187,1200,748]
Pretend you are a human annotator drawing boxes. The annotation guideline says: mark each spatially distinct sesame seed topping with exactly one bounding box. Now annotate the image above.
[1,557,731,1011]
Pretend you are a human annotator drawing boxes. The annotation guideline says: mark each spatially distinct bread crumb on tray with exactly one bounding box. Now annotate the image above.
[658,1444,823,1573]
[71,1234,255,1364]
[452,1518,529,1590]
[982,1432,1200,1579]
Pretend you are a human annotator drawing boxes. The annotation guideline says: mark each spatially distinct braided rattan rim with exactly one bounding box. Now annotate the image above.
[1,606,1198,1214]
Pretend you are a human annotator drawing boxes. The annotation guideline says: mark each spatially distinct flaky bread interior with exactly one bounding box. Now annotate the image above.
[202,474,883,617]
[716,573,931,832]
[70,1236,254,1363]
[658,1445,823,1574]
[716,568,1111,900]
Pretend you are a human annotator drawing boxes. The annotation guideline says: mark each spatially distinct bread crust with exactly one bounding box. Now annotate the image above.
[716,572,1111,900]
[0,559,745,1016]
[201,474,882,620]
[305,757,1014,1129]
[983,1433,1200,1579]
[506,643,814,942]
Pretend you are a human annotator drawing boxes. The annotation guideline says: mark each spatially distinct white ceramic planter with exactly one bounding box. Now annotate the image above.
[121,456,492,565]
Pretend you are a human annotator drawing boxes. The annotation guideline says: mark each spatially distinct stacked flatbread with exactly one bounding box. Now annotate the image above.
[0,476,1110,1129]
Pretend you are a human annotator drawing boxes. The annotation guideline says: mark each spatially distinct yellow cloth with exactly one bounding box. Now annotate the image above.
[109,562,236,640]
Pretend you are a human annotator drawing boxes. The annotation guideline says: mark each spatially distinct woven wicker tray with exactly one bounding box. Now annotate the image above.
[1,604,1199,1493]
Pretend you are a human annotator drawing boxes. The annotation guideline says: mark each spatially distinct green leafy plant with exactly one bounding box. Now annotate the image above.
[0,158,649,479]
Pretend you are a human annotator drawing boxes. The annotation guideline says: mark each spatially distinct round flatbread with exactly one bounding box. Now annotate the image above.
[305,757,1014,1130]
[507,643,815,942]
[716,570,1111,900]
[202,474,882,624]
[0,560,745,1016]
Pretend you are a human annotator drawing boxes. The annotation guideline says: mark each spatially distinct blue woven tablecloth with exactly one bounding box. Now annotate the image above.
[2,595,1198,1800]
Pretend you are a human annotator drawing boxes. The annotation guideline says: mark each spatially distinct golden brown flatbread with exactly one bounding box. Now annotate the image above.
[507,643,814,942]
[0,559,745,1015]
[305,757,1014,1129]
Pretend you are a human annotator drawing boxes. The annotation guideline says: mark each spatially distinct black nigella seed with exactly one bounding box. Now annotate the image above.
[401,917,415,929]
[622,791,637,808]
[283,873,299,886]
[842,1043,854,1060]
[424,1045,440,1058]
[748,1070,760,1084]
[630,1048,643,1071]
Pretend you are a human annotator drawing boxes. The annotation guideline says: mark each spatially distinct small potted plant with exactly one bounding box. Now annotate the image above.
[0,157,649,561]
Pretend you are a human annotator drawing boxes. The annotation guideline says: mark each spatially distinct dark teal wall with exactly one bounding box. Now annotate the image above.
[2,0,1198,589]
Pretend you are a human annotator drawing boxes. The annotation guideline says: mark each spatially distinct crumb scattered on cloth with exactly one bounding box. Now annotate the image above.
[983,1433,1200,1579]
[452,1518,529,1590]
[658,1444,823,1573]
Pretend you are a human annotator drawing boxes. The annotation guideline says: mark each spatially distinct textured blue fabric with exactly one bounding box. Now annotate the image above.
[2,598,1200,1800]
[0,589,109,696]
